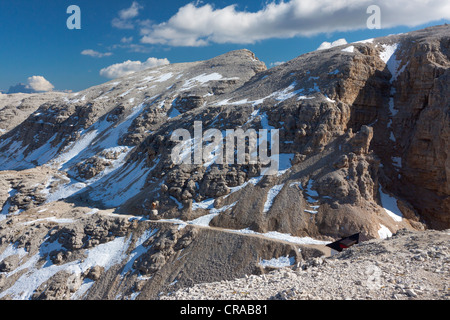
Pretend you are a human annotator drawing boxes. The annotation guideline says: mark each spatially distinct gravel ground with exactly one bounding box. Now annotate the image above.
[160,229,450,300]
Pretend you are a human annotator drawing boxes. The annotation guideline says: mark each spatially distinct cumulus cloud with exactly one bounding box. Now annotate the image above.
[99,57,170,79]
[7,76,54,94]
[139,0,450,46]
[112,18,135,30]
[112,1,143,29]
[27,76,54,92]
[81,49,113,58]
[119,1,142,20]
[121,36,134,43]
[317,38,348,50]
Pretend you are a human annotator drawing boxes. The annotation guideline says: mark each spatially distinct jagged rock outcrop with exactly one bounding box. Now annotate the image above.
[0,92,66,137]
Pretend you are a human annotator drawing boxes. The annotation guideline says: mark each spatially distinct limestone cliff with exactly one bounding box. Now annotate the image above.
[0,25,448,300]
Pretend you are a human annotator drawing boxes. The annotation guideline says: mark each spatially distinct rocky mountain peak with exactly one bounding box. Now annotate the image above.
[0,25,448,300]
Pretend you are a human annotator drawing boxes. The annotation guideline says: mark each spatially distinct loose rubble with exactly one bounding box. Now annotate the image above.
[160,229,450,300]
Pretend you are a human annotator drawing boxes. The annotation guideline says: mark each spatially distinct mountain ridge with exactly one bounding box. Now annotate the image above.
[0,24,448,300]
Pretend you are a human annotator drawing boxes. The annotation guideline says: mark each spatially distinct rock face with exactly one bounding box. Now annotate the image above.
[0,25,448,300]
[383,30,450,229]
[0,202,326,300]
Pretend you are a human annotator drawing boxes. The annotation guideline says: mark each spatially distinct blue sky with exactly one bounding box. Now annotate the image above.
[1,0,449,93]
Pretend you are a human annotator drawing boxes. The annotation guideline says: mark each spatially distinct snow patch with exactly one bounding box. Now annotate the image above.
[304,179,319,203]
[354,38,374,44]
[379,187,403,222]
[392,156,402,168]
[0,236,131,300]
[263,184,284,213]
[259,255,295,268]
[341,46,355,53]
[121,228,158,278]
[189,201,238,227]
[155,72,174,83]
[89,158,159,207]
[378,224,392,239]
[379,43,398,64]
[182,73,237,91]
[0,243,28,262]
[1,188,18,220]
[232,229,330,245]
[224,176,264,199]
[268,82,305,101]
[168,107,181,118]
[379,43,407,82]
[22,217,75,225]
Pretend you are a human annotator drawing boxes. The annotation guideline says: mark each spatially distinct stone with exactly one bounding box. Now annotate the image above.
[85,266,105,281]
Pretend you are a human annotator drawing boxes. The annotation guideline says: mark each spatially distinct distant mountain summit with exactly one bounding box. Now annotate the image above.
[7,83,36,94]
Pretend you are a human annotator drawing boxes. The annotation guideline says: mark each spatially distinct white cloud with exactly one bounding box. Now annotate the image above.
[112,18,135,30]
[99,57,170,79]
[270,61,286,67]
[81,49,113,58]
[139,0,450,47]
[109,43,152,53]
[121,36,134,43]
[317,38,348,50]
[119,1,142,20]
[27,76,54,92]
[112,1,143,29]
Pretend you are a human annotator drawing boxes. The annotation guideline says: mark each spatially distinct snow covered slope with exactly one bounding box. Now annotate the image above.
[0,25,449,242]
[0,24,449,301]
